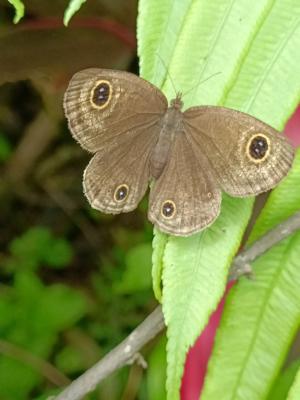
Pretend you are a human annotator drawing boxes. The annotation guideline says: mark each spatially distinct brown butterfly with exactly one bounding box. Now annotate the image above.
[63,68,294,236]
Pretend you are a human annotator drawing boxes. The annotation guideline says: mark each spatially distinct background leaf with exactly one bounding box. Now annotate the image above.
[287,366,300,400]
[147,335,167,400]
[267,359,300,400]
[64,0,87,26]
[114,242,152,293]
[202,149,300,399]
[7,0,24,23]
[248,149,300,244]
[201,232,300,400]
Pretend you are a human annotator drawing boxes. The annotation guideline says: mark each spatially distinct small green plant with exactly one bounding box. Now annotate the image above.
[0,226,86,399]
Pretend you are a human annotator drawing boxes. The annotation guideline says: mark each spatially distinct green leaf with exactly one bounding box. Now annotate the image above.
[287,366,300,400]
[9,226,73,270]
[201,141,300,399]
[114,243,152,293]
[138,0,300,398]
[152,228,168,301]
[64,0,87,26]
[7,0,24,23]
[0,357,39,400]
[55,345,84,374]
[9,227,52,269]
[162,197,252,399]
[248,148,300,244]
[202,232,300,400]
[44,238,73,269]
[268,359,300,400]
[147,335,167,400]
[223,0,300,129]
[36,284,87,332]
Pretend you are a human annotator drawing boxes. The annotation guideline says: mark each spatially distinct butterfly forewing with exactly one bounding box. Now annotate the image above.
[183,106,294,197]
[63,68,168,152]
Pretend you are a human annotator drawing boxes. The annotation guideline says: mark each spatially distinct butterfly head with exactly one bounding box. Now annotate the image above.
[170,93,183,110]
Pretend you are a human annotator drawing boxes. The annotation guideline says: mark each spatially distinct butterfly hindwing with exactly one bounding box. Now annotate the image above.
[148,131,221,236]
[83,123,161,214]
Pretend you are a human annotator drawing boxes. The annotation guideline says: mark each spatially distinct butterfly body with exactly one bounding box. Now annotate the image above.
[150,95,184,179]
[64,68,294,236]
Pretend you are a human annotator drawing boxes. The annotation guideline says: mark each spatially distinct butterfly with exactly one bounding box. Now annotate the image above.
[63,68,294,236]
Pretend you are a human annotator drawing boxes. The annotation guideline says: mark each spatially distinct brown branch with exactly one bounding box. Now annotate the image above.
[55,210,300,400]
[55,306,165,400]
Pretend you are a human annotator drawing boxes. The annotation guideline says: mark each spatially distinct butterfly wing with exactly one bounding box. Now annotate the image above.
[183,106,294,196]
[83,123,161,213]
[64,68,168,152]
[148,131,221,236]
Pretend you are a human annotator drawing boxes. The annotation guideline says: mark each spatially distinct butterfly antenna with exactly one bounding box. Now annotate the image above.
[156,53,178,96]
[182,71,222,99]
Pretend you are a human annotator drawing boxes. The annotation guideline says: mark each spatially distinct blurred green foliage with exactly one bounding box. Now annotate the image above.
[0,226,87,399]
[0,1,167,399]
[7,226,73,270]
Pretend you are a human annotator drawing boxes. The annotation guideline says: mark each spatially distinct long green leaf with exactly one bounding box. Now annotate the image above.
[163,196,251,399]
[203,126,300,399]
[223,0,300,128]
[202,232,300,400]
[267,359,300,400]
[248,149,300,244]
[138,0,300,398]
[202,137,300,399]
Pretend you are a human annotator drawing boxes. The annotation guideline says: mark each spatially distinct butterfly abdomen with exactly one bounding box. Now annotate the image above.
[150,107,184,179]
